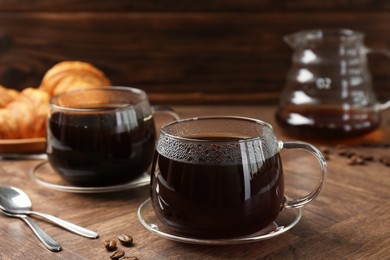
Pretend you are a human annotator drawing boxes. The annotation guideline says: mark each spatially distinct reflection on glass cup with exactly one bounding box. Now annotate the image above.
[47,86,178,187]
[151,116,326,238]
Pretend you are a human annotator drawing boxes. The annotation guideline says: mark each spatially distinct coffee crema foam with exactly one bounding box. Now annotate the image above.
[156,134,280,165]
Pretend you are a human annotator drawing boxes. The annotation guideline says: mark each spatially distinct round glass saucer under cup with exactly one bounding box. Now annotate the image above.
[137,198,302,245]
[30,161,150,193]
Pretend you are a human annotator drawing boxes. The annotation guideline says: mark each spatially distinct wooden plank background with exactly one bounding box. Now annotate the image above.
[0,1,389,104]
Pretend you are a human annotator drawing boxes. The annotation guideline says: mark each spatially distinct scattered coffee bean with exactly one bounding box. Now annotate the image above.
[379,156,390,167]
[321,144,390,167]
[363,155,374,161]
[118,234,134,246]
[120,257,139,260]
[347,155,365,166]
[338,149,355,158]
[110,250,125,260]
[361,141,390,148]
[104,239,117,251]
[321,147,331,155]
[337,149,347,156]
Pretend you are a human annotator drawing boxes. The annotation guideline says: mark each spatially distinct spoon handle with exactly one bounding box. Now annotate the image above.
[20,215,62,252]
[30,211,99,239]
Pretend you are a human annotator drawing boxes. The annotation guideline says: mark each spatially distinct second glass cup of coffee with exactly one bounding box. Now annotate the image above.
[46,86,178,187]
[151,116,326,238]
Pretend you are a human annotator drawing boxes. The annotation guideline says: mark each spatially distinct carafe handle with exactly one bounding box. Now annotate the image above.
[366,47,390,111]
[281,141,327,209]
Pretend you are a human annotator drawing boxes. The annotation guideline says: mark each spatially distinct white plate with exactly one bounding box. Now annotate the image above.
[30,161,150,193]
[138,198,302,245]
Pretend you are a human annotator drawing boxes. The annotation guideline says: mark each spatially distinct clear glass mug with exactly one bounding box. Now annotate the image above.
[150,116,326,238]
[46,86,178,187]
[276,28,390,139]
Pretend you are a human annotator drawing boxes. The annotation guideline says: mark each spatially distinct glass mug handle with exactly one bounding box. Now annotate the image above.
[365,47,390,111]
[152,105,180,121]
[282,141,327,209]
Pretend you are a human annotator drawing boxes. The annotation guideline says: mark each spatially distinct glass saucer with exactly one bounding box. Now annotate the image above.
[30,161,150,193]
[137,198,302,245]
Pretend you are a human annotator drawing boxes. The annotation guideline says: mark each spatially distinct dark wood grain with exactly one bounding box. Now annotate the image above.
[0,2,390,104]
[0,0,389,12]
[0,105,389,259]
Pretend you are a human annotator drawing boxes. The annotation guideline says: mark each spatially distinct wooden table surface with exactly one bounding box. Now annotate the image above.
[0,105,389,260]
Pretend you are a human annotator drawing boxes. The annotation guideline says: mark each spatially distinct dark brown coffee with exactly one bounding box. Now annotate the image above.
[275,104,381,139]
[47,105,156,186]
[151,135,285,238]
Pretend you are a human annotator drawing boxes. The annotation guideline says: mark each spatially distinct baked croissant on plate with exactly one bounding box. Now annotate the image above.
[39,61,111,96]
[0,88,49,139]
[0,60,111,139]
[0,85,19,108]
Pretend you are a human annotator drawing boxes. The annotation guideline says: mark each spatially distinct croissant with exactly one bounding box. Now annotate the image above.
[1,88,50,139]
[19,88,50,138]
[0,109,18,139]
[0,85,19,108]
[39,61,111,96]
[0,60,111,140]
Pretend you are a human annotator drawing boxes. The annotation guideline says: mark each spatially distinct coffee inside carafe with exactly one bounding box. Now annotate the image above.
[275,104,381,139]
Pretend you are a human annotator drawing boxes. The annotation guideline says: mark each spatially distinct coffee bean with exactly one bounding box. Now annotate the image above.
[363,155,374,161]
[361,141,390,148]
[338,149,355,158]
[347,159,357,165]
[118,234,133,246]
[120,257,139,260]
[104,239,117,251]
[321,147,331,155]
[110,250,125,260]
[379,156,390,166]
[347,155,365,166]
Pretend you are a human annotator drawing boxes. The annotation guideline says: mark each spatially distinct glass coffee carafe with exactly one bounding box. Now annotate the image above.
[275,28,390,139]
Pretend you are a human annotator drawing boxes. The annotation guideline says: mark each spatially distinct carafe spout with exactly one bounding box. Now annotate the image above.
[283,30,313,49]
[283,29,324,49]
[283,33,298,49]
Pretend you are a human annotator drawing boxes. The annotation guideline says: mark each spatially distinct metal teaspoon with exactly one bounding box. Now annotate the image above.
[0,208,62,251]
[0,185,98,239]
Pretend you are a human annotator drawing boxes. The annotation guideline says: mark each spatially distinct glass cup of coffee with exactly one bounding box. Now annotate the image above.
[46,86,178,187]
[151,116,326,238]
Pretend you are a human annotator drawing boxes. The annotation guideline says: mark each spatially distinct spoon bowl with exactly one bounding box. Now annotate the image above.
[0,185,98,238]
[0,186,33,211]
